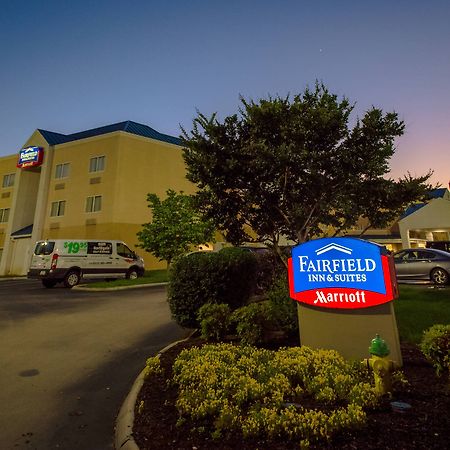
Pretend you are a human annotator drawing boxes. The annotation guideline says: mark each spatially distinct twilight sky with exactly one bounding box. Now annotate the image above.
[1,0,449,186]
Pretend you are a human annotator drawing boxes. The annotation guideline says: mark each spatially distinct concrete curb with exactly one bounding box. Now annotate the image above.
[74,282,168,292]
[114,330,197,450]
[0,277,27,281]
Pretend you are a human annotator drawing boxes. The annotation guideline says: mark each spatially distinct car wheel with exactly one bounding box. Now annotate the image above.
[64,270,81,288]
[430,268,449,286]
[42,280,57,288]
[126,268,138,280]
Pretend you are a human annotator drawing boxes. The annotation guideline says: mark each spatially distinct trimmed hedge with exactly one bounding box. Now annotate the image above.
[168,248,258,328]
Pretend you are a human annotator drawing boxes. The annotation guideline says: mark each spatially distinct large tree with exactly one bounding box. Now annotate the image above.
[181,83,433,263]
[137,189,215,266]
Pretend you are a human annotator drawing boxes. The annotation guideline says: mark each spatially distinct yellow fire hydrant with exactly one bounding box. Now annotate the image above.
[363,334,398,396]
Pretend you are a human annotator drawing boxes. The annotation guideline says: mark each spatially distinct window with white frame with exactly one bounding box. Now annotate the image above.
[89,156,105,173]
[0,208,10,222]
[55,163,70,179]
[2,173,15,188]
[50,200,66,217]
[86,195,102,212]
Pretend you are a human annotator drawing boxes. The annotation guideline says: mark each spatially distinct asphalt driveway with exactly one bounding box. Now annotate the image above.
[0,279,187,450]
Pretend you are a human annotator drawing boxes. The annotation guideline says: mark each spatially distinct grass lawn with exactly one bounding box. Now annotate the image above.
[394,284,450,343]
[85,269,168,288]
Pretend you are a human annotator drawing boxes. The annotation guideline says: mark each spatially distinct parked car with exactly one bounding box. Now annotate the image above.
[393,248,450,285]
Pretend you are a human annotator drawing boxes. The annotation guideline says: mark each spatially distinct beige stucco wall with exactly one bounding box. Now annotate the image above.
[0,154,18,250]
[112,133,195,224]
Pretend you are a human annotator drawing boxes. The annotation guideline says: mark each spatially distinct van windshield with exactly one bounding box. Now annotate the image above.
[34,242,55,255]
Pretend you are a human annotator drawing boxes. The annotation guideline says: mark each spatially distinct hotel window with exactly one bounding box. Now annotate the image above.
[0,208,10,223]
[86,195,102,212]
[50,200,66,217]
[89,156,105,173]
[2,173,15,188]
[55,163,70,179]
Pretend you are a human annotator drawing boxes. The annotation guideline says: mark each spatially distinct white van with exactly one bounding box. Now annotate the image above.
[28,239,145,288]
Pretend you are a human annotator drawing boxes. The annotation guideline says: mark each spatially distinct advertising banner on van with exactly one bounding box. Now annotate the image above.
[288,237,398,309]
[17,146,44,168]
[88,242,112,255]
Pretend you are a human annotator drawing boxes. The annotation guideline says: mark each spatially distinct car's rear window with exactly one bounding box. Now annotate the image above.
[34,242,55,255]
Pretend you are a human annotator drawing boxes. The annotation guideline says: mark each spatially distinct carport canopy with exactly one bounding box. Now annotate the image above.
[399,198,450,247]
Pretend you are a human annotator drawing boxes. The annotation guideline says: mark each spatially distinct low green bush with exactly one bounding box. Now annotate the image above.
[168,249,258,328]
[253,250,286,293]
[231,302,276,346]
[419,324,450,378]
[217,247,258,307]
[266,275,299,337]
[143,355,163,379]
[172,344,379,446]
[197,303,232,341]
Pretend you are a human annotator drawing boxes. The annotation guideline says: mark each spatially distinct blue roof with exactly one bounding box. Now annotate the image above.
[400,188,449,219]
[428,188,447,199]
[401,203,426,219]
[38,121,181,146]
[11,224,33,236]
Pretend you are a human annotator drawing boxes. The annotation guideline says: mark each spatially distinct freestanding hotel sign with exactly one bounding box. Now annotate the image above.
[288,237,402,364]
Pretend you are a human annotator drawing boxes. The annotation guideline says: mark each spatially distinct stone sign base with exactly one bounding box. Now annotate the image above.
[297,301,403,366]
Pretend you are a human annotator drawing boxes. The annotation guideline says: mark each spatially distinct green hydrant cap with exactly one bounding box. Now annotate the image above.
[369,334,390,357]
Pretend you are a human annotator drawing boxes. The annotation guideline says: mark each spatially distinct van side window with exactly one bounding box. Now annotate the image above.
[117,243,134,258]
[35,242,55,255]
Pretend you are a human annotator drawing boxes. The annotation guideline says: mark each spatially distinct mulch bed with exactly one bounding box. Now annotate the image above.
[133,337,450,449]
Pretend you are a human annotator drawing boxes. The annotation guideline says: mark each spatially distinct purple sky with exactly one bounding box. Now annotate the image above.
[1,0,449,186]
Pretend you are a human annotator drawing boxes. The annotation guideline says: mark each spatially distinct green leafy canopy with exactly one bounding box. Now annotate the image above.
[181,82,434,261]
[137,189,215,265]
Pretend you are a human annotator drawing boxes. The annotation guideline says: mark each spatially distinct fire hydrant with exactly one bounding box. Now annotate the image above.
[363,334,398,396]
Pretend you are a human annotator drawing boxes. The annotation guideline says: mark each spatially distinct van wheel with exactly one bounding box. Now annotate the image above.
[126,268,138,280]
[64,270,80,288]
[42,280,57,288]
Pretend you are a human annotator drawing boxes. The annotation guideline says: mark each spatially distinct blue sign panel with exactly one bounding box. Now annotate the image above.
[292,237,385,294]
[288,237,397,309]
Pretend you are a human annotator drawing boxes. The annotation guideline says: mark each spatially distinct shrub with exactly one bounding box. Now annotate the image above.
[168,249,258,328]
[266,275,299,337]
[231,302,275,345]
[172,344,379,445]
[253,250,286,293]
[216,247,258,307]
[420,324,450,377]
[143,356,163,379]
[197,303,232,341]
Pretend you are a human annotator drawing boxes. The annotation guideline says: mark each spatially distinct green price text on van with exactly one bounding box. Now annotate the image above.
[64,241,88,254]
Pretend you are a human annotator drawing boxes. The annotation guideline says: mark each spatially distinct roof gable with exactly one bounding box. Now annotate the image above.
[427,188,449,200]
[399,197,450,228]
[38,121,181,146]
